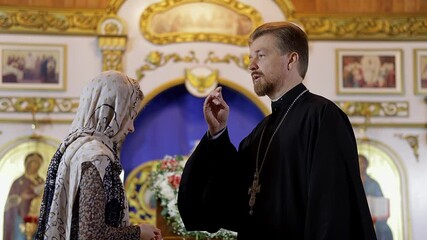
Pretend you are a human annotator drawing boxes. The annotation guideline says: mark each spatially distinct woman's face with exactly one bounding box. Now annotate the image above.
[26,155,42,175]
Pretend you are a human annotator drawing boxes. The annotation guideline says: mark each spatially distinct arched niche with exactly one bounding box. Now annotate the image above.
[0,136,59,238]
[357,139,411,240]
[123,78,266,226]
[121,78,267,177]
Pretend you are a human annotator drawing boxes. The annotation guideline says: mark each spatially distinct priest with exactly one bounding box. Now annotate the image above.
[178,21,377,239]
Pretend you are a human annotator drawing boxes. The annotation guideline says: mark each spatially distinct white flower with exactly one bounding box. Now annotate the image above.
[149,155,237,239]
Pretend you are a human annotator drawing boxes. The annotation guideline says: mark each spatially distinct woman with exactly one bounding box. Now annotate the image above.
[4,152,44,240]
[35,71,161,240]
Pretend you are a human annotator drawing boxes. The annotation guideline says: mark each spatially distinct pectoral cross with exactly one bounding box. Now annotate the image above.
[248,172,261,215]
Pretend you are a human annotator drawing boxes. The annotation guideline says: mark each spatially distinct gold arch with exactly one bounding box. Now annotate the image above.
[357,139,411,240]
[124,160,159,225]
[0,135,59,238]
[128,78,268,225]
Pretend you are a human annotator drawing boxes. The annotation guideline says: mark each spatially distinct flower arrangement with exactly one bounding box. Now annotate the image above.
[149,155,237,240]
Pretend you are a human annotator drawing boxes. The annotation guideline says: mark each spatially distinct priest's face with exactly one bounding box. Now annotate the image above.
[248,34,289,98]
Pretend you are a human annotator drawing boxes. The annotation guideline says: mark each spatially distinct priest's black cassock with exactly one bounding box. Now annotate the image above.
[178,84,377,239]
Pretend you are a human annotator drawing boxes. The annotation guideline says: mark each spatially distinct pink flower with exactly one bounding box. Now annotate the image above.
[167,175,181,189]
[160,158,179,171]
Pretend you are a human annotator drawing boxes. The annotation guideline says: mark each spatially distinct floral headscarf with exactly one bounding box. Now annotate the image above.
[35,71,143,240]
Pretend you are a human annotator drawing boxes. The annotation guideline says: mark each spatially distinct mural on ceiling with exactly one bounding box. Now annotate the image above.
[140,0,263,46]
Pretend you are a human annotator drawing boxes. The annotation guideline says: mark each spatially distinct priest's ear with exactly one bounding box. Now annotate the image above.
[286,52,299,71]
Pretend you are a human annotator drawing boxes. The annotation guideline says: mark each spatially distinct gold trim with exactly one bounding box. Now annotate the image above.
[204,51,250,71]
[0,0,125,35]
[0,118,72,124]
[336,101,409,117]
[124,160,158,225]
[136,51,199,81]
[395,134,419,162]
[137,50,249,82]
[274,0,427,40]
[139,0,263,46]
[413,48,427,95]
[0,97,79,113]
[98,36,127,71]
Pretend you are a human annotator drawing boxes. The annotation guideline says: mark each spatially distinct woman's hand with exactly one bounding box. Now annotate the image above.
[138,223,162,240]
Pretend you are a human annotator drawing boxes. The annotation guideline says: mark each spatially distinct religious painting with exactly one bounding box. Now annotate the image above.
[0,138,58,239]
[414,49,427,94]
[140,1,263,46]
[151,3,252,36]
[0,43,66,91]
[336,49,403,94]
[357,140,410,240]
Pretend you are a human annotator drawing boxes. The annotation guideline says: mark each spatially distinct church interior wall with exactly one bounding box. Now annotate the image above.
[0,0,426,239]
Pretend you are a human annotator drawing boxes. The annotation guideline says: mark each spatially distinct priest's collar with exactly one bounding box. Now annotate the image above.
[271,83,307,113]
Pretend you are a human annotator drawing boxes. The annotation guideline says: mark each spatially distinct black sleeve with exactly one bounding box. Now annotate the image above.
[178,129,241,233]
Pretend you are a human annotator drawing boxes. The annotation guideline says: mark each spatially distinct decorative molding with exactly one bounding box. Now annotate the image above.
[336,101,409,117]
[136,51,199,81]
[137,50,252,82]
[204,51,250,71]
[185,67,219,97]
[0,97,79,113]
[139,0,263,46]
[395,133,420,162]
[125,160,158,226]
[296,15,427,40]
[274,0,427,40]
[0,0,125,35]
[0,8,101,34]
[98,36,127,71]
[97,16,128,71]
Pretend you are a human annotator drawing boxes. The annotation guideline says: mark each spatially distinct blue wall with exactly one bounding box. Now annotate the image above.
[121,84,265,177]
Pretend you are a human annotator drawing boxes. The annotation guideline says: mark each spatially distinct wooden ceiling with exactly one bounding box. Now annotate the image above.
[0,0,426,14]
[0,0,110,9]
[293,0,427,14]
[0,0,426,40]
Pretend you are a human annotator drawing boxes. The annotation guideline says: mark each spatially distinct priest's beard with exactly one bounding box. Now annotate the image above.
[253,78,274,97]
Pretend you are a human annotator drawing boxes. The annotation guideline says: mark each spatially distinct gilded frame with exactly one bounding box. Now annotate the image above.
[336,49,403,95]
[139,0,263,46]
[0,43,67,91]
[414,49,427,95]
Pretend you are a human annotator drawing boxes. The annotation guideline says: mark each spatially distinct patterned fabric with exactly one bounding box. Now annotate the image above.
[35,71,143,240]
[70,162,140,239]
